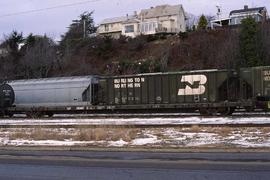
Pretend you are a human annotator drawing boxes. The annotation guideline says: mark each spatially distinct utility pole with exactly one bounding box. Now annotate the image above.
[83,19,86,39]
[71,19,86,39]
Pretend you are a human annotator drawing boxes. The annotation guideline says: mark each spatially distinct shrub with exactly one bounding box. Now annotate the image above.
[178,32,188,40]
[128,35,147,51]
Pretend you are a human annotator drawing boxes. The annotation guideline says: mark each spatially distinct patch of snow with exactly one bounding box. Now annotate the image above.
[1,138,95,146]
[131,134,161,146]
[230,138,270,148]
[162,129,220,146]
[180,132,220,146]
[108,139,128,147]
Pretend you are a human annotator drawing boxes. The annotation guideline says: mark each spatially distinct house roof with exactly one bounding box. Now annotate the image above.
[211,18,231,23]
[122,18,140,24]
[230,7,266,15]
[140,4,183,18]
[99,4,185,25]
[99,15,136,25]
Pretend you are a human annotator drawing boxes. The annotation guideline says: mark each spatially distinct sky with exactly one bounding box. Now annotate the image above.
[0,0,269,41]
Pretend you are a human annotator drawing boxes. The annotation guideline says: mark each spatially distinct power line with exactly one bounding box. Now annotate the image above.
[0,0,101,18]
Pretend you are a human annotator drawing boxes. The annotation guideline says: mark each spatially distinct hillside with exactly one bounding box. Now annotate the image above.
[58,29,238,76]
[1,21,270,80]
[57,22,270,77]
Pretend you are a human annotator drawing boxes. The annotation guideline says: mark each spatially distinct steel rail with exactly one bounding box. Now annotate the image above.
[1,112,270,119]
[1,123,270,129]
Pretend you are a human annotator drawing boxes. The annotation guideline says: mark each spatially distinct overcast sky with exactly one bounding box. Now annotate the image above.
[0,0,269,41]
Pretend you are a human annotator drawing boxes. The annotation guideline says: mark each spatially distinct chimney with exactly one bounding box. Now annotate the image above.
[126,14,129,20]
[244,5,248,10]
[134,11,137,17]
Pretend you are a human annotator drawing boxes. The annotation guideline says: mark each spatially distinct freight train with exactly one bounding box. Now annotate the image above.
[1,66,270,117]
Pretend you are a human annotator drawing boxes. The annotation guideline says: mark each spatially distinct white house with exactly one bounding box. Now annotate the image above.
[97,4,187,38]
[211,5,269,29]
[98,15,137,39]
[230,5,268,25]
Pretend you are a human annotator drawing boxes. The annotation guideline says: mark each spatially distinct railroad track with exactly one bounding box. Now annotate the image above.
[0,112,270,128]
[1,111,270,119]
[1,123,270,129]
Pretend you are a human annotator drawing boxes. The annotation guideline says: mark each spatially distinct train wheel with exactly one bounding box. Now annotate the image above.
[218,107,235,116]
[26,112,43,118]
[0,111,4,118]
[199,108,208,116]
[47,112,54,118]
[26,112,34,118]
[244,106,254,112]
[199,108,217,116]
[6,112,14,118]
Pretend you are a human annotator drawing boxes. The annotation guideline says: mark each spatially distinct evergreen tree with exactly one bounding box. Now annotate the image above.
[0,31,24,78]
[197,15,208,30]
[2,31,24,54]
[60,11,96,47]
[239,17,262,67]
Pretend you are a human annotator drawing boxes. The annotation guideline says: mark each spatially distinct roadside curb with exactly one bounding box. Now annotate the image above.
[1,146,270,153]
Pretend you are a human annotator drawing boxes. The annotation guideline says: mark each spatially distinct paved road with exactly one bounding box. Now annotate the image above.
[0,150,270,180]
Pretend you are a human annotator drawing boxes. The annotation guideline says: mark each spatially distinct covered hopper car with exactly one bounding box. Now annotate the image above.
[2,66,270,117]
[7,76,99,117]
[97,69,240,115]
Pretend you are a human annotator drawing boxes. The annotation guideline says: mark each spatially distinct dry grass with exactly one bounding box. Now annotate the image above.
[218,127,232,137]
[110,128,139,142]
[74,128,139,142]
[190,125,200,133]
[261,127,270,134]
[0,128,6,132]
[10,132,30,140]
[75,128,108,141]
[10,128,72,141]
[7,127,139,142]
[32,129,72,140]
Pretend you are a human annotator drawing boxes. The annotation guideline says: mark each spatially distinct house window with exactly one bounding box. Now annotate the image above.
[236,18,241,24]
[105,24,109,31]
[145,23,149,32]
[232,17,242,25]
[140,22,158,33]
[153,22,157,30]
[255,15,262,22]
[149,23,153,31]
[125,25,134,33]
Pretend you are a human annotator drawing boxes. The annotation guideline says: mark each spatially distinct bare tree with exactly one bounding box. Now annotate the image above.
[20,36,57,78]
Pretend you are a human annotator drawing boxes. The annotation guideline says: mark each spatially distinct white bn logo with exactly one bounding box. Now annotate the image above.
[178,75,207,96]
